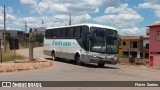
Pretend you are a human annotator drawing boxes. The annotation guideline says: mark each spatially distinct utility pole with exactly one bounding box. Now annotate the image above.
[4,5,6,52]
[25,20,28,48]
[42,20,44,28]
[25,20,27,33]
[29,28,34,61]
[69,14,71,25]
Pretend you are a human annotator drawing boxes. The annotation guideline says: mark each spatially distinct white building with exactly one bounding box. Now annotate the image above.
[0,30,25,41]
[32,27,46,36]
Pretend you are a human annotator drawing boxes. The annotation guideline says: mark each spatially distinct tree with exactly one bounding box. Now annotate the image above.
[34,35,44,43]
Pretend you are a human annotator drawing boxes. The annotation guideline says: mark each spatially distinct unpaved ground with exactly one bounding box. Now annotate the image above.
[0,57,53,73]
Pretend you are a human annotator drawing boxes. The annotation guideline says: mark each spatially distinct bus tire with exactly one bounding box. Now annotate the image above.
[75,55,83,65]
[52,51,56,60]
[98,62,105,67]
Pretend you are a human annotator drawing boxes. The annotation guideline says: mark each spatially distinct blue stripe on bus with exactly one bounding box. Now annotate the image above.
[52,40,72,46]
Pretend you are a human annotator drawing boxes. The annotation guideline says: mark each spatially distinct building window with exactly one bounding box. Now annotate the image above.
[8,33,10,37]
[156,31,160,40]
[145,53,149,59]
[131,42,137,48]
[123,42,126,45]
[133,42,137,48]
[146,44,149,49]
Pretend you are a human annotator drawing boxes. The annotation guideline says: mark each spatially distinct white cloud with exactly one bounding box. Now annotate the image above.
[94,8,99,13]
[20,0,120,15]
[17,0,121,30]
[6,14,16,22]
[138,0,160,18]
[72,14,92,24]
[145,0,160,5]
[6,7,13,14]
[94,4,143,28]
[53,14,92,25]
[119,27,146,36]
[50,4,68,14]
[105,4,137,14]
[20,0,38,8]
[1,0,146,36]
[37,2,49,13]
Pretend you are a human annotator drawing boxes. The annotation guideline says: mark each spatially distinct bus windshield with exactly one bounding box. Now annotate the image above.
[90,27,118,54]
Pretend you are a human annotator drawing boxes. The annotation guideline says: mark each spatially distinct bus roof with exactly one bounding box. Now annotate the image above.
[46,23,117,30]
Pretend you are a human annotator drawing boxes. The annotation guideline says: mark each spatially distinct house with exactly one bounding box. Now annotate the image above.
[32,27,46,36]
[0,30,25,41]
[147,22,160,68]
[142,36,149,59]
[119,36,143,58]
[119,36,149,59]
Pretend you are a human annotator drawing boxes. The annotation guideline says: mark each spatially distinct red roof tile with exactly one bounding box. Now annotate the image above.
[148,22,160,27]
[119,36,141,40]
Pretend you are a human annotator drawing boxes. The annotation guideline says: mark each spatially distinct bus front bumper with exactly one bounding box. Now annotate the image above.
[81,55,118,65]
[90,57,118,65]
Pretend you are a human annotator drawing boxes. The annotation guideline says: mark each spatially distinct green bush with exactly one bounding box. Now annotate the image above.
[34,35,44,44]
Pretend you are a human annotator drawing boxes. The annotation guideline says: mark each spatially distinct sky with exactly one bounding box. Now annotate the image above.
[0,0,160,36]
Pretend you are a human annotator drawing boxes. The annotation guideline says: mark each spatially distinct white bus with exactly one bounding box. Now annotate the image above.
[43,24,119,67]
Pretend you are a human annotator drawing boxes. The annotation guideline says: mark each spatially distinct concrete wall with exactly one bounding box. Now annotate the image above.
[149,26,160,68]
[149,27,160,52]
[121,39,141,58]
[143,39,149,48]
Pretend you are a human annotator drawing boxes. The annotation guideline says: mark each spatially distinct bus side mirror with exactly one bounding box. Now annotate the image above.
[87,34,94,41]
[87,35,91,41]
[113,36,117,40]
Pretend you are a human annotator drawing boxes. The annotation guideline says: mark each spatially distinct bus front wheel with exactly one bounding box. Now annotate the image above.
[75,55,83,65]
[98,62,105,67]
[52,52,56,60]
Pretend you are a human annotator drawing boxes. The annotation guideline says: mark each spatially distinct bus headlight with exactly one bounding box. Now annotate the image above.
[93,55,96,58]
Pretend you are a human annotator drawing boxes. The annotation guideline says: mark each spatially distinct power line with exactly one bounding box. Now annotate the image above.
[5,10,17,19]
[0,6,18,22]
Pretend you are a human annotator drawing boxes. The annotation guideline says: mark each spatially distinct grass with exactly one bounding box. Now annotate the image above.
[0,48,27,62]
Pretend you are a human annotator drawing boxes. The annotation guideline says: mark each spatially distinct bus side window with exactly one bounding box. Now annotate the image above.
[54,29,61,38]
[52,29,54,38]
[82,26,90,51]
[48,30,52,39]
[60,28,66,38]
[50,29,53,38]
[73,28,76,38]
[67,28,73,38]
[45,30,48,39]
[74,27,81,38]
